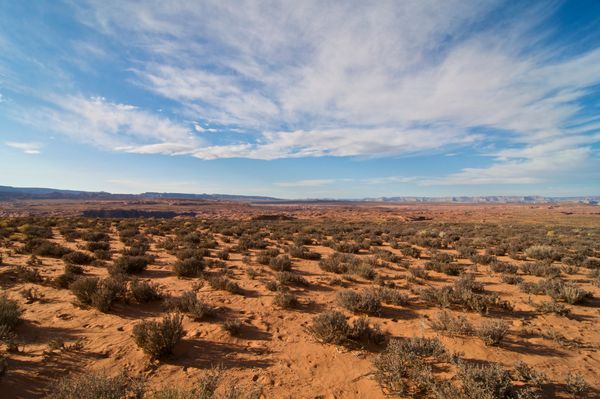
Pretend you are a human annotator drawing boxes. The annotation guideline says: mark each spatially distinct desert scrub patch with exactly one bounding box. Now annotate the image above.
[173,257,204,278]
[273,290,298,309]
[62,251,94,265]
[276,271,308,286]
[206,275,243,294]
[371,287,409,306]
[319,252,375,279]
[525,245,562,262]
[70,276,126,312]
[430,311,473,336]
[268,255,292,272]
[308,311,384,347]
[109,255,150,275]
[373,336,448,397]
[129,279,162,303]
[288,245,321,260]
[133,314,184,360]
[222,318,243,336]
[337,289,382,315]
[44,372,143,399]
[166,291,215,321]
[476,319,510,346]
[0,295,21,332]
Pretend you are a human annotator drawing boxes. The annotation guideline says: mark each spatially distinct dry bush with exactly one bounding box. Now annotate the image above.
[513,361,547,386]
[525,245,562,262]
[62,251,94,265]
[14,265,43,283]
[133,314,184,360]
[206,275,242,294]
[430,311,473,335]
[500,274,523,285]
[288,245,321,260]
[70,276,126,312]
[110,255,149,275]
[20,238,71,258]
[44,372,142,399]
[477,319,509,346]
[166,291,215,321]
[222,319,243,336]
[319,252,375,279]
[520,262,561,278]
[532,300,570,316]
[0,295,21,332]
[374,337,448,397]
[268,255,292,272]
[276,271,308,286]
[458,361,515,399]
[173,258,204,278]
[371,287,408,306]
[565,371,588,397]
[490,261,518,274]
[273,291,298,309]
[337,290,382,315]
[130,279,162,303]
[308,311,383,347]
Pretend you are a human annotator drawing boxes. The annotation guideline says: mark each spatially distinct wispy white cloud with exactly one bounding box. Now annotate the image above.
[21,95,199,152]
[275,179,338,188]
[5,141,42,154]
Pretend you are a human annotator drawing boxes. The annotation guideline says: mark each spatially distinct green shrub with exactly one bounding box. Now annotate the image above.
[70,276,126,312]
[133,314,184,360]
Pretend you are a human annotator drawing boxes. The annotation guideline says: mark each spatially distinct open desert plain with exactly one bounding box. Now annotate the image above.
[1,200,599,398]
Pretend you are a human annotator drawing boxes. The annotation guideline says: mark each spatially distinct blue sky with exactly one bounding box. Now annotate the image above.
[1,1,599,199]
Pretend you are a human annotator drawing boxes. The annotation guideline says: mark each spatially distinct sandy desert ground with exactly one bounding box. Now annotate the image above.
[1,200,599,398]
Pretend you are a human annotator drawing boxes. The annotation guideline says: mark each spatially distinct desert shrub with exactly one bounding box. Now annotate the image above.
[110,255,149,275]
[308,311,382,347]
[371,287,408,306]
[565,371,588,397]
[500,274,523,285]
[94,249,112,260]
[264,280,280,292]
[273,291,298,309]
[525,245,562,262]
[470,253,496,265]
[268,255,292,272]
[166,291,214,321]
[424,261,463,276]
[420,281,511,314]
[130,279,162,303]
[458,362,515,399]
[255,248,280,265]
[45,372,142,399]
[70,276,126,312]
[532,300,570,316]
[14,265,43,283]
[288,245,321,260]
[276,271,308,286]
[374,337,447,397]
[206,275,242,294]
[333,241,361,254]
[0,295,21,332]
[86,241,110,252]
[62,251,94,265]
[520,262,561,278]
[216,249,230,260]
[176,248,210,261]
[430,251,454,264]
[457,245,477,258]
[84,231,110,242]
[173,258,204,278]
[430,311,473,335]
[133,314,184,360]
[222,319,243,336]
[399,246,421,259]
[558,282,591,304]
[408,267,429,280]
[20,238,71,258]
[490,261,518,274]
[477,319,509,346]
[513,361,547,385]
[337,290,381,315]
